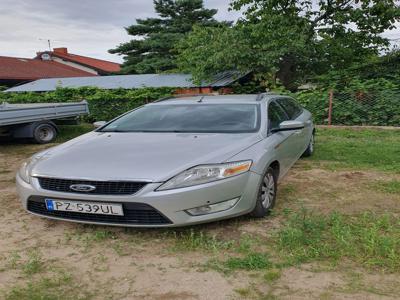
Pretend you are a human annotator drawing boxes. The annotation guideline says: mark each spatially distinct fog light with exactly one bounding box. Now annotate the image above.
[185,198,240,216]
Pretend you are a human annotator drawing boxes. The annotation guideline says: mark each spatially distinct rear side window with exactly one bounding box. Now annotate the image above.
[268,101,289,131]
[276,98,303,119]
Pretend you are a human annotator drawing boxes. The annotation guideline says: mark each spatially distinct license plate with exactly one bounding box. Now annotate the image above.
[45,199,124,216]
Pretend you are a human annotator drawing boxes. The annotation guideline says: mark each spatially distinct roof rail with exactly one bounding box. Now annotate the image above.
[256,91,278,101]
[255,93,265,101]
[152,96,174,103]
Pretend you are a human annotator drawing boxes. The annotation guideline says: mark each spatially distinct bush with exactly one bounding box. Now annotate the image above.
[229,75,397,125]
[1,79,398,125]
[279,78,400,126]
[0,87,174,122]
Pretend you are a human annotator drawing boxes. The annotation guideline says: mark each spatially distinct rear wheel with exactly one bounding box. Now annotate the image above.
[302,132,315,157]
[250,167,277,218]
[32,123,57,144]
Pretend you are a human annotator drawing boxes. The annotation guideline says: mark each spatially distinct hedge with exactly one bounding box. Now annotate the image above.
[292,79,400,126]
[0,87,174,122]
[1,81,399,125]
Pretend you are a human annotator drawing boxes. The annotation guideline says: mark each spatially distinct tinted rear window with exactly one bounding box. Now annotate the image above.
[101,104,260,133]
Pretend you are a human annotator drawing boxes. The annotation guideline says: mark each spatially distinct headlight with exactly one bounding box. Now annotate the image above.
[18,152,50,184]
[18,160,31,183]
[157,160,252,191]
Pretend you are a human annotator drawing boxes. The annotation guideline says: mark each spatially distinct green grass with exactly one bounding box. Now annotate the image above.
[67,226,118,242]
[63,227,119,252]
[235,235,260,254]
[6,251,44,276]
[88,229,117,242]
[234,287,253,298]
[208,252,272,274]
[277,210,400,271]
[55,124,94,143]
[369,180,400,194]
[22,251,44,276]
[263,269,281,282]
[169,229,234,252]
[224,253,272,271]
[311,128,400,172]
[4,272,92,300]
[206,209,400,275]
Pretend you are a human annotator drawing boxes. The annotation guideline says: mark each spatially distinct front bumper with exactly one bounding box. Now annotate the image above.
[16,171,261,227]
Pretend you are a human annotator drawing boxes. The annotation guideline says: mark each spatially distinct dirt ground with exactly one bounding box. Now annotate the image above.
[0,142,399,300]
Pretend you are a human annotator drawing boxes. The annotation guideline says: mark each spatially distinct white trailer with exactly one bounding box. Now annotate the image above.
[0,101,89,143]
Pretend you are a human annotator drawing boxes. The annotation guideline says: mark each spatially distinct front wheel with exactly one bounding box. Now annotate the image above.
[302,132,315,157]
[250,167,277,218]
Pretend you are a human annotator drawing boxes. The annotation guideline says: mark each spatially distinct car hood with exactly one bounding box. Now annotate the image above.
[31,131,262,182]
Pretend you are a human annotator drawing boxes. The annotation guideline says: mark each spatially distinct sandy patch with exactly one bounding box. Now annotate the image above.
[1,143,399,299]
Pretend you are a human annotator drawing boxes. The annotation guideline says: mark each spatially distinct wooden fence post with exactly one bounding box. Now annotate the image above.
[328,90,333,126]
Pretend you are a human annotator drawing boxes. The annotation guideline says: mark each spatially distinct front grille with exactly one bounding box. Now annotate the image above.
[37,177,147,195]
[27,197,172,225]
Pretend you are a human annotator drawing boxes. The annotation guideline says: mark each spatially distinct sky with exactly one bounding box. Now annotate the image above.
[0,0,398,63]
[0,0,241,63]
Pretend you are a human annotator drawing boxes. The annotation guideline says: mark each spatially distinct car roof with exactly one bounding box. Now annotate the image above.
[148,93,282,105]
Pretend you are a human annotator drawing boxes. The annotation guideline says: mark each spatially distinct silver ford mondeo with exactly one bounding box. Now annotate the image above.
[16,94,314,227]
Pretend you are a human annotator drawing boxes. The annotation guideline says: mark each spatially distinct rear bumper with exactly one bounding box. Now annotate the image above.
[16,171,261,227]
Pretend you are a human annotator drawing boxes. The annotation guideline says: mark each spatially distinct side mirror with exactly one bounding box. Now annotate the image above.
[93,121,106,128]
[272,120,304,133]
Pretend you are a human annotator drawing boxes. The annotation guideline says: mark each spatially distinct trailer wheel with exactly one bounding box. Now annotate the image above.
[32,123,57,144]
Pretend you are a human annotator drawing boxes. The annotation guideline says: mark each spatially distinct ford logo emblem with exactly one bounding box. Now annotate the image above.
[70,184,96,192]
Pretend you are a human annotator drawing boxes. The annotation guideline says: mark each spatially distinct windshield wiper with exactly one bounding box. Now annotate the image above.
[99,129,127,133]
[120,130,188,133]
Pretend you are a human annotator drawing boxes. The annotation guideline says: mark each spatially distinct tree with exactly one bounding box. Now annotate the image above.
[109,0,225,74]
[177,0,400,90]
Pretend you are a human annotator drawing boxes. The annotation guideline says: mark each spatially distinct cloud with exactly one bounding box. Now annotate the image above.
[0,0,398,63]
[0,0,239,62]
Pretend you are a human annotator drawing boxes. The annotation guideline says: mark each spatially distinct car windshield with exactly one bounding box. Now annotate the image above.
[100,104,260,133]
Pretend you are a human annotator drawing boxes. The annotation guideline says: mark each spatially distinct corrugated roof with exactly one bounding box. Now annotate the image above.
[36,49,121,73]
[5,71,246,92]
[0,56,97,81]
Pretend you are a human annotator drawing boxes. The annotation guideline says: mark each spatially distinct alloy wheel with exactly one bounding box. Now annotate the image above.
[261,172,275,209]
[309,134,315,153]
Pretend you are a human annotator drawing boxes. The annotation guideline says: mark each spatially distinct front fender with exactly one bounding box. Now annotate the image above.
[226,136,281,177]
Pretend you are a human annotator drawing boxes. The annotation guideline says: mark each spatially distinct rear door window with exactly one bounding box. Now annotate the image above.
[276,98,303,119]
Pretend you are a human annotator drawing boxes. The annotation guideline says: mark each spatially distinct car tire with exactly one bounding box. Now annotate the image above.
[250,167,277,218]
[32,123,57,144]
[302,132,315,157]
